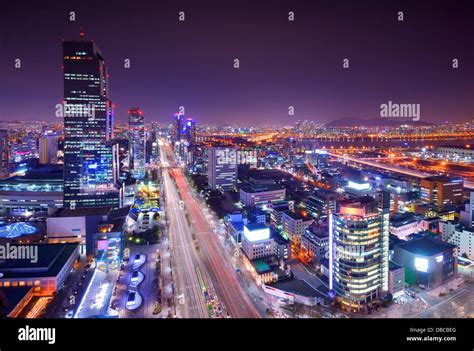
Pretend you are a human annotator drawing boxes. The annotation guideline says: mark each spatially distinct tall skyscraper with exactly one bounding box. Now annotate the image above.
[63,32,121,209]
[39,134,59,164]
[128,107,146,179]
[329,195,389,311]
[207,146,237,191]
[173,113,184,144]
[172,113,196,166]
[183,118,196,144]
[0,129,9,178]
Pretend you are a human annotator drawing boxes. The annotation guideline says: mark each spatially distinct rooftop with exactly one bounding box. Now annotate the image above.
[271,229,290,245]
[240,184,285,193]
[390,213,418,227]
[268,278,327,298]
[57,207,111,217]
[253,259,271,274]
[283,210,311,221]
[0,243,79,279]
[395,237,456,257]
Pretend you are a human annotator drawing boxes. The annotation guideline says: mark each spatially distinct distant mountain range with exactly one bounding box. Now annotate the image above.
[325,118,436,127]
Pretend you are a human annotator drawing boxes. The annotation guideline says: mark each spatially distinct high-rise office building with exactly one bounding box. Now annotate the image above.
[63,32,121,209]
[420,175,463,209]
[128,107,146,179]
[147,122,159,164]
[207,146,237,191]
[173,113,196,166]
[0,129,8,178]
[173,113,184,144]
[39,134,59,164]
[329,194,389,310]
[183,118,196,144]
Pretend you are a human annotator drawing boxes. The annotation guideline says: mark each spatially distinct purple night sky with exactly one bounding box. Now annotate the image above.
[1,0,473,125]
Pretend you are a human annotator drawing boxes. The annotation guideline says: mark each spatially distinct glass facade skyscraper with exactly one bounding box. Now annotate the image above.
[63,36,121,209]
[128,107,146,179]
[329,194,389,310]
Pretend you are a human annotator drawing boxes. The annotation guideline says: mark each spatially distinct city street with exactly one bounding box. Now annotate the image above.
[166,149,261,318]
[159,141,210,318]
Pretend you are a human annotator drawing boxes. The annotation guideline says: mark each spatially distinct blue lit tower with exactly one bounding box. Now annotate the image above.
[128,107,146,179]
[63,30,121,209]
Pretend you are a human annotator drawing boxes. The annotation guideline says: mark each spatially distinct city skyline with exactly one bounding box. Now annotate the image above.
[2,2,474,345]
[1,0,473,125]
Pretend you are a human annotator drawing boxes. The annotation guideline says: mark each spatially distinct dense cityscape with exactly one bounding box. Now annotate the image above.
[1,76,474,318]
[1,2,474,349]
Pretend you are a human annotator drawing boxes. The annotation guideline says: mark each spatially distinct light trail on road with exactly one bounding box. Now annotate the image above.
[160,143,209,318]
[162,139,261,318]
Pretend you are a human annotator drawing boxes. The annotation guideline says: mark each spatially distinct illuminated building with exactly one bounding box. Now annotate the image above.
[47,206,129,256]
[305,149,328,168]
[460,191,474,228]
[173,113,184,144]
[344,179,373,197]
[420,175,463,210]
[282,210,313,245]
[0,129,8,178]
[393,237,457,289]
[0,165,63,216]
[239,184,286,207]
[128,107,146,179]
[329,194,389,310]
[241,223,273,260]
[207,146,237,191]
[63,33,121,209]
[436,145,474,162]
[270,201,290,230]
[304,188,338,220]
[172,114,196,166]
[301,222,329,262]
[389,213,421,240]
[440,221,474,260]
[10,134,37,163]
[38,134,58,164]
[0,243,80,296]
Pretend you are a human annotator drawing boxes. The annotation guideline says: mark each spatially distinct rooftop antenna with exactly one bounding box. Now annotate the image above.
[79,27,85,39]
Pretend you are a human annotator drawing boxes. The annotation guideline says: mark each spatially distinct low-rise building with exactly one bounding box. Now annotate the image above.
[241,223,273,260]
[240,184,286,207]
[440,221,474,259]
[390,213,421,240]
[393,237,457,289]
[270,201,290,230]
[282,210,313,245]
[0,243,79,296]
[47,206,130,256]
[0,165,63,216]
[436,145,474,162]
[272,230,290,260]
[301,222,329,262]
[263,277,330,306]
[304,188,338,220]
